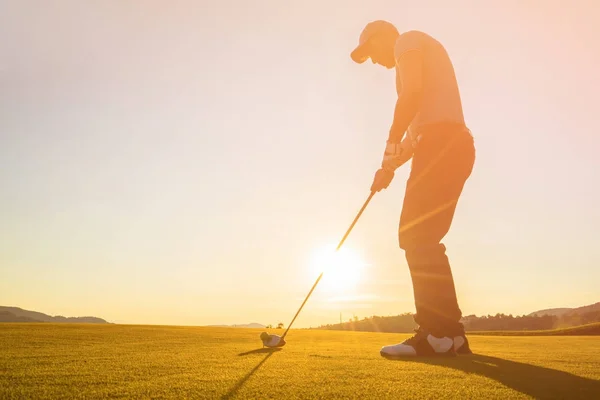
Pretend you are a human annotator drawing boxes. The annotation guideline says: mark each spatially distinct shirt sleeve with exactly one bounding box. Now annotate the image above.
[394,30,423,63]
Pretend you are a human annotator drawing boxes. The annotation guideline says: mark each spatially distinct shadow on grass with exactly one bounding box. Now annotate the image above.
[394,354,600,399]
[238,348,282,357]
[221,348,281,399]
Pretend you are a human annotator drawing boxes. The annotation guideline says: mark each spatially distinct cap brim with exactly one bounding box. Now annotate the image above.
[350,44,369,64]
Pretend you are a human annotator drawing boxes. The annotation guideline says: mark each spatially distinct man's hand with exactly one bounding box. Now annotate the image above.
[370,137,415,193]
[370,167,395,192]
[381,139,413,171]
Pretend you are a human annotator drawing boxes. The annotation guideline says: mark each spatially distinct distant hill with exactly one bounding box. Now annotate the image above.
[0,306,108,324]
[205,323,265,329]
[528,308,573,317]
[568,302,600,315]
[0,310,40,323]
[529,302,600,317]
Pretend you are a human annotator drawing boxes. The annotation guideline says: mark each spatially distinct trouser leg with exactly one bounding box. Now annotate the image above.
[398,129,475,337]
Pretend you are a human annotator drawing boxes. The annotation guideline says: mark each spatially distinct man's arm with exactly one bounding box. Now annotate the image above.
[388,49,424,143]
[370,39,424,192]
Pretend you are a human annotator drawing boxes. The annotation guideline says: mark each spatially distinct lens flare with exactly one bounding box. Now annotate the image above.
[308,245,365,293]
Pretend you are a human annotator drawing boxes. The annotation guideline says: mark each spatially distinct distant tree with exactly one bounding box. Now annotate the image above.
[314,309,600,333]
[266,324,272,329]
[277,322,284,329]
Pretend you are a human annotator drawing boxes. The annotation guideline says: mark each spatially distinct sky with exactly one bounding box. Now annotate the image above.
[1,0,599,328]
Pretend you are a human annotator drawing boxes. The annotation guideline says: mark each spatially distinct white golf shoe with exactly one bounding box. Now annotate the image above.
[380,328,455,358]
[453,334,473,355]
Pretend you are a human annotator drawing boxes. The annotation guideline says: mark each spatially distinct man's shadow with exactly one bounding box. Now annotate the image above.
[220,348,282,399]
[394,354,600,399]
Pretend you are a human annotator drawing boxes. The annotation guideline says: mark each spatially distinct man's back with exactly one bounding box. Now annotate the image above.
[394,30,465,133]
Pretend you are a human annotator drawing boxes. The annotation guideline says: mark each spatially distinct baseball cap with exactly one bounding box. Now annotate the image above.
[350,20,399,64]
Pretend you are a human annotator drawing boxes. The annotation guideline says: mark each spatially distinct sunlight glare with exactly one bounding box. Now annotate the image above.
[308,245,366,294]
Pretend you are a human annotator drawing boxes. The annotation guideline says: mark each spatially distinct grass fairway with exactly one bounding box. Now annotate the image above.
[1,324,599,399]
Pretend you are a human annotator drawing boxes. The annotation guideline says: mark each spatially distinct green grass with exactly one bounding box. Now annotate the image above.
[1,324,599,399]
[468,322,600,336]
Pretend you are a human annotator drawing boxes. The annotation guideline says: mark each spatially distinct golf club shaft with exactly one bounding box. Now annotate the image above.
[281,190,376,339]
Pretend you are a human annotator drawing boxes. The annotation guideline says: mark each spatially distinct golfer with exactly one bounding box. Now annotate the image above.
[351,20,476,357]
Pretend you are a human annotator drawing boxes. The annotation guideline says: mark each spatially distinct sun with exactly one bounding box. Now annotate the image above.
[308,244,366,293]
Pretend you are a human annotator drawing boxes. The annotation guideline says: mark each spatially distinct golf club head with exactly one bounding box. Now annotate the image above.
[260,332,286,348]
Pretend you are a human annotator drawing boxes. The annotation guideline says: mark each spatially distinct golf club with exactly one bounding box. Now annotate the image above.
[260,190,376,348]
